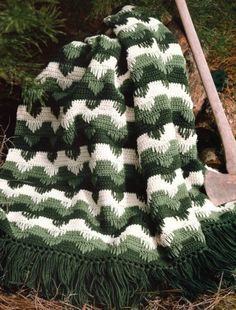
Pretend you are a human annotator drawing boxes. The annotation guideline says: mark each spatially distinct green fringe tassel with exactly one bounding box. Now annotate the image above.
[0,218,236,309]
[0,234,151,309]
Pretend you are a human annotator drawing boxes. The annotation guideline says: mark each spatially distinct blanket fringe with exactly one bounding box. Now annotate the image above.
[0,219,236,309]
[0,234,150,309]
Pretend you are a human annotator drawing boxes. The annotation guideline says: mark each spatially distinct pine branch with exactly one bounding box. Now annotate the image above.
[0,0,64,84]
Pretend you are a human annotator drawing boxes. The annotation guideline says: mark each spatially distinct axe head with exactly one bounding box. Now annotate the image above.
[204,169,236,206]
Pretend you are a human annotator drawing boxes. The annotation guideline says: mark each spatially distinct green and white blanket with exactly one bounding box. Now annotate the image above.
[0,5,235,308]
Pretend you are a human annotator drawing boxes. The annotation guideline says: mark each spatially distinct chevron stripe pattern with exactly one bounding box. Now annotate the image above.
[0,5,236,309]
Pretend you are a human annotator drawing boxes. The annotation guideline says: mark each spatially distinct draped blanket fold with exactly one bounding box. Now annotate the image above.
[0,5,235,309]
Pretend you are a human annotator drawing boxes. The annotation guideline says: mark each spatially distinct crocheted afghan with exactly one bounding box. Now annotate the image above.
[0,5,235,309]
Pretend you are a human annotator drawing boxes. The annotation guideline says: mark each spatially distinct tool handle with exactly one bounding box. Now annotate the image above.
[175,0,236,174]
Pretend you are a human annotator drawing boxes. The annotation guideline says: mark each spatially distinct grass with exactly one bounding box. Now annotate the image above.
[0,285,236,309]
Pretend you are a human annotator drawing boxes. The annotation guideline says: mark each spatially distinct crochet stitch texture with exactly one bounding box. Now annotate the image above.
[0,5,235,308]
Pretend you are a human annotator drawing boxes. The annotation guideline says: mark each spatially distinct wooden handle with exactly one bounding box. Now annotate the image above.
[175,0,236,174]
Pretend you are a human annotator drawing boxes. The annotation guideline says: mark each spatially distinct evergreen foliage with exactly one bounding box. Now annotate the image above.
[0,0,64,84]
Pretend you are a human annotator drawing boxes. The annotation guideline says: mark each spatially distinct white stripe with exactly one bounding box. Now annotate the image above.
[135,81,168,110]
[97,190,148,217]
[128,40,183,64]
[118,5,135,13]
[0,178,71,206]
[89,57,117,79]
[85,34,118,45]
[114,71,130,88]
[61,99,135,129]
[17,103,135,134]
[37,62,86,90]
[0,180,99,216]
[89,144,138,172]
[17,105,62,133]
[158,210,202,247]
[113,17,162,34]
[6,148,90,177]
[175,131,197,154]
[6,144,139,176]
[0,179,147,217]
[168,83,193,108]
[71,41,86,48]
[158,197,236,247]
[137,123,176,154]
[147,168,185,199]
[135,81,192,111]
[193,198,235,218]
[185,171,204,190]
[7,212,156,250]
